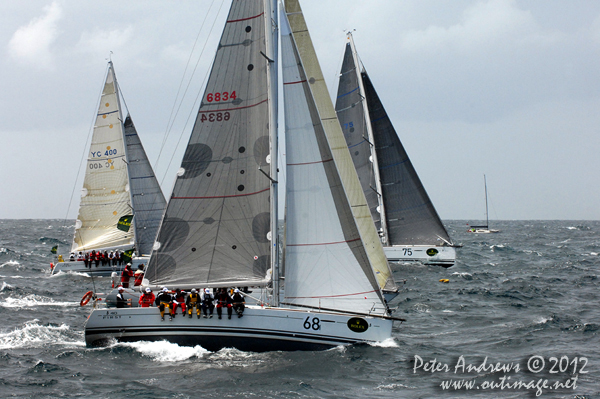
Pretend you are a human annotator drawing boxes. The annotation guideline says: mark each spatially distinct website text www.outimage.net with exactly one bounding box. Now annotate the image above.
[412,355,587,396]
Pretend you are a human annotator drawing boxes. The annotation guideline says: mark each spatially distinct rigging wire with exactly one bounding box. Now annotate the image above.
[153,0,226,187]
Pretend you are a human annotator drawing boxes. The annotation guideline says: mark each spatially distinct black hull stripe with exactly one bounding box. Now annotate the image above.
[86,325,360,345]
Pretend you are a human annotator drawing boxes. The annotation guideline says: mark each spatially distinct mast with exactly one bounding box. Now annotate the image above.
[111,61,138,255]
[347,32,388,244]
[484,174,489,228]
[265,0,280,306]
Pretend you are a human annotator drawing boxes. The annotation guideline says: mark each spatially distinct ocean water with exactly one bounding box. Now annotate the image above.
[0,219,598,398]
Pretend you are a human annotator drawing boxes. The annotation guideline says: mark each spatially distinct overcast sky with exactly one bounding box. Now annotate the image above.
[1,0,599,221]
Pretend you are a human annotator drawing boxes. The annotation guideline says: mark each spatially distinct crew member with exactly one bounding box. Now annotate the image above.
[116,286,130,308]
[186,288,201,318]
[121,263,134,288]
[231,288,245,318]
[155,287,173,321]
[133,264,145,286]
[201,288,214,318]
[139,287,155,308]
[215,287,233,320]
[172,288,186,317]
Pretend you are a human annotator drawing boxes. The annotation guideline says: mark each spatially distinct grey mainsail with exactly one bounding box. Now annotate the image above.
[146,1,272,288]
[335,40,453,247]
[123,116,167,256]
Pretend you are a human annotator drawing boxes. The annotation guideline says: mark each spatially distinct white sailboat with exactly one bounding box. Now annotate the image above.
[335,33,457,267]
[467,174,499,233]
[84,0,402,351]
[52,62,167,276]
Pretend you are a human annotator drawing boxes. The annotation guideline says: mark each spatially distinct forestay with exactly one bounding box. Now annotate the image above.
[146,1,273,288]
[72,63,134,252]
[281,0,393,315]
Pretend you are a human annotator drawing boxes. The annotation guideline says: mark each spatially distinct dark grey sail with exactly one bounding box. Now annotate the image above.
[336,42,452,246]
[123,115,167,256]
[146,1,272,287]
[335,43,382,233]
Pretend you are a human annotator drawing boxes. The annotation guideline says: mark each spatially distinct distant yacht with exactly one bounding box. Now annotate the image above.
[467,175,499,234]
[335,32,457,267]
[51,61,166,276]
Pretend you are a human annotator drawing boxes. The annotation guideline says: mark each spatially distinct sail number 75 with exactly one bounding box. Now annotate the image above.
[303,316,321,330]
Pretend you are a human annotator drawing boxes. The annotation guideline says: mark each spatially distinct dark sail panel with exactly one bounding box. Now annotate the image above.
[146,1,271,287]
[123,115,167,256]
[362,73,451,245]
[335,43,382,232]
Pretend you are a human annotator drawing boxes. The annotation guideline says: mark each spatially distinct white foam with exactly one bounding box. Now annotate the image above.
[50,270,91,278]
[376,383,414,390]
[121,340,209,362]
[452,272,472,278]
[534,316,551,325]
[0,282,13,291]
[0,294,79,308]
[369,337,398,348]
[0,321,84,350]
[0,261,20,268]
[442,309,454,313]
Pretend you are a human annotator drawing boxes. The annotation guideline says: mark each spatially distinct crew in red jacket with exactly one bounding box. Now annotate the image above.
[172,288,187,317]
[139,287,155,308]
[121,263,134,288]
[215,287,233,319]
[133,264,145,286]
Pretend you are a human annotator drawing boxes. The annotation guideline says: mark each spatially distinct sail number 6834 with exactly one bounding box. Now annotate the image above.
[206,91,237,102]
[303,316,321,330]
[200,112,231,123]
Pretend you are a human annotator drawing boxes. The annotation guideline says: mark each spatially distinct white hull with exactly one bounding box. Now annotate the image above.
[384,245,456,267]
[467,229,500,234]
[84,305,393,352]
[51,257,148,276]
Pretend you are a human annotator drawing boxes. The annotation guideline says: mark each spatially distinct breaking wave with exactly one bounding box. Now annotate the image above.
[0,321,83,350]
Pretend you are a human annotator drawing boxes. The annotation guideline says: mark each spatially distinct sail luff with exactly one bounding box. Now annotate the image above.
[283,0,395,299]
[347,33,389,244]
[111,62,138,250]
[265,0,280,306]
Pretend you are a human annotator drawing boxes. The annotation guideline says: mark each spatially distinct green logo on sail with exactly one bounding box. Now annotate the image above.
[50,245,58,254]
[117,215,133,232]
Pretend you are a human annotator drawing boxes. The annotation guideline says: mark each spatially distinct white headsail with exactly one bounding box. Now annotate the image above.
[72,62,166,256]
[281,0,395,315]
